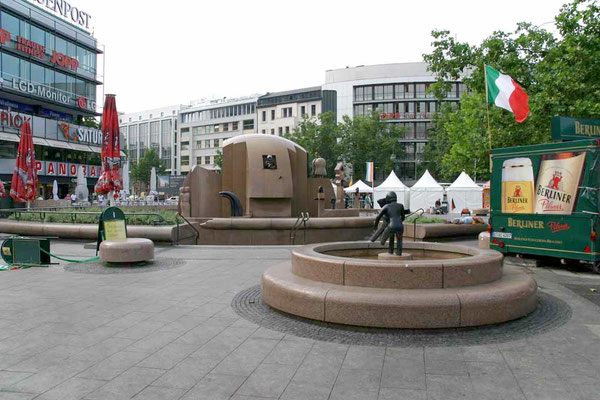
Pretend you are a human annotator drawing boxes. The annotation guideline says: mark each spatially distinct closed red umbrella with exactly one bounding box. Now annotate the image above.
[95,94,122,194]
[10,121,37,204]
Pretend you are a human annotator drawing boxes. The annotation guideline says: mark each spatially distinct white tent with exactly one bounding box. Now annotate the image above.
[409,170,444,211]
[343,180,373,193]
[374,171,410,209]
[447,171,483,212]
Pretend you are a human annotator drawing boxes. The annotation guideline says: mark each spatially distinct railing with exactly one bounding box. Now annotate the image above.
[175,213,200,245]
[0,208,166,225]
[290,212,310,245]
[406,208,425,239]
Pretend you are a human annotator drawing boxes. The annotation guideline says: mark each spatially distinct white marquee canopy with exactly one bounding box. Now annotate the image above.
[447,171,483,212]
[374,171,410,208]
[409,170,443,211]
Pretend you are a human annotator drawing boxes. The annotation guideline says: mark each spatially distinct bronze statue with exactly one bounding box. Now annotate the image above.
[372,192,409,255]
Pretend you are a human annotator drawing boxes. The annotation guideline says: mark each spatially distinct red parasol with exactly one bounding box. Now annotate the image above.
[95,94,122,194]
[9,121,37,203]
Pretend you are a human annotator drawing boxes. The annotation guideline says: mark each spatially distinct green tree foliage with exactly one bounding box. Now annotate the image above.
[423,0,600,180]
[337,112,405,181]
[284,112,339,178]
[284,111,405,181]
[130,149,166,191]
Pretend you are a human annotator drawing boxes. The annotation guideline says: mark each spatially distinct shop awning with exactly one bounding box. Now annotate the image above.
[32,137,50,146]
[69,142,94,152]
[44,139,73,150]
[0,132,19,142]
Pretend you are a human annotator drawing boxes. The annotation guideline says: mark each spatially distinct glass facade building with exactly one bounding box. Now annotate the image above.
[323,63,465,183]
[119,105,183,177]
[0,0,103,200]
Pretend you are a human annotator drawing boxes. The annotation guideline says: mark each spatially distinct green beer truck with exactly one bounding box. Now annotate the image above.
[490,117,600,272]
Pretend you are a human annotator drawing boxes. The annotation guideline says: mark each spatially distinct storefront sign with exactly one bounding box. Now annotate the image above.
[11,78,96,112]
[380,112,431,120]
[0,97,35,113]
[0,110,31,130]
[551,116,600,141]
[0,29,10,45]
[50,51,79,71]
[16,36,45,59]
[27,0,92,31]
[44,161,99,177]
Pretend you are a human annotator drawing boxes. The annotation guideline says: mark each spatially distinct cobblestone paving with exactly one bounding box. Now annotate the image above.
[0,240,599,400]
[232,286,572,347]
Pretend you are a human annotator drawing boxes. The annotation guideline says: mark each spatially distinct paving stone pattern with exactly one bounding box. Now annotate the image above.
[0,240,598,399]
[232,286,572,347]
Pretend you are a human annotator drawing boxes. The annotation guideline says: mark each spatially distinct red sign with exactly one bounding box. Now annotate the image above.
[89,165,97,178]
[50,51,79,71]
[46,162,56,176]
[35,161,43,174]
[58,162,67,176]
[69,164,77,176]
[380,112,431,120]
[0,110,30,130]
[16,36,45,59]
[77,97,88,109]
[0,28,10,45]
[547,221,571,233]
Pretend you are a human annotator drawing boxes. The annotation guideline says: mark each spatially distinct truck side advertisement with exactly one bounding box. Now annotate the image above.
[490,134,599,263]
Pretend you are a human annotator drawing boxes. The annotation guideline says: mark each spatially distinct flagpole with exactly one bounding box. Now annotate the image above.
[484,64,493,173]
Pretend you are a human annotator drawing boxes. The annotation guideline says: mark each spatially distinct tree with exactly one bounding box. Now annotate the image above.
[214,149,223,172]
[130,149,166,192]
[337,111,405,182]
[422,0,600,180]
[284,111,339,178]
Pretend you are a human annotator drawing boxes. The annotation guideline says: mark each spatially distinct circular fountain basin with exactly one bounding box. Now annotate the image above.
[262,241,537,329]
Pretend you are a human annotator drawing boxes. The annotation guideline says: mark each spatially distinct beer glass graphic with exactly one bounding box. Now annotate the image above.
[502,158,534,213]
[534,152,585,215]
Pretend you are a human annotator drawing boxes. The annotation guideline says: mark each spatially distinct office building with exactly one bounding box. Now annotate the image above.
[323,63,465,182]
[119,104,184,175]
[256,86,336,136]
[179,96,258,172]
[0,0,103,198]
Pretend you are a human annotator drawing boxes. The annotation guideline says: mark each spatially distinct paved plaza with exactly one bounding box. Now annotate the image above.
[0,240,600,400]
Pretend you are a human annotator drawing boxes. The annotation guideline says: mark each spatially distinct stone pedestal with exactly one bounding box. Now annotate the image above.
[99,238,154,264]
[377,252,413,260]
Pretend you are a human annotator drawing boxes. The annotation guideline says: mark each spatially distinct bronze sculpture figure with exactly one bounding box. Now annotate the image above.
[372,192,409,255]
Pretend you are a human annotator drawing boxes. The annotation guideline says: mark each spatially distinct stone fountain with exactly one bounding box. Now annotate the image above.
[261,240,537,329]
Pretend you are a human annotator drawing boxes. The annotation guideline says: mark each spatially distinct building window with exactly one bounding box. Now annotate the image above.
[262,111,266,122]
[374,85,384,100]
[285,126,290,134]
[354,87,364,102]
[271,129,275,135]
[223,123,229,132]
[301,105,306,115]
[261,129,266,133]
[204,140,210,148]
[311,105,316,116]
[282,107,292,118]
[384,85,394,100]
[214,124,220,133]
[278,127,283,135]
[205,156,210,165]
[243,119,254,130]
[213,139,219,147]
[271,110,275,120]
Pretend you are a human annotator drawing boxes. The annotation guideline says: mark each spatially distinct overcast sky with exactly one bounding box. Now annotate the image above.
[63,0,567,113]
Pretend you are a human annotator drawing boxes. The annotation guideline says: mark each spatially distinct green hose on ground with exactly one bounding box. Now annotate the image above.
[39,248,100,263]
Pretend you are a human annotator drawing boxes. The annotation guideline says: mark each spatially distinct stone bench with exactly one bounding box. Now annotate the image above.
[99,238,154,263]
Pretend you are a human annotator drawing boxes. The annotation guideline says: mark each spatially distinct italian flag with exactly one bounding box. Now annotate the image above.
[485,65,529,123]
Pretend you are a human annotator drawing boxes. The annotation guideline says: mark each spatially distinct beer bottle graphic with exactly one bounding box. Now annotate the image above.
[502,158,534,213]
[534,152,586,214]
